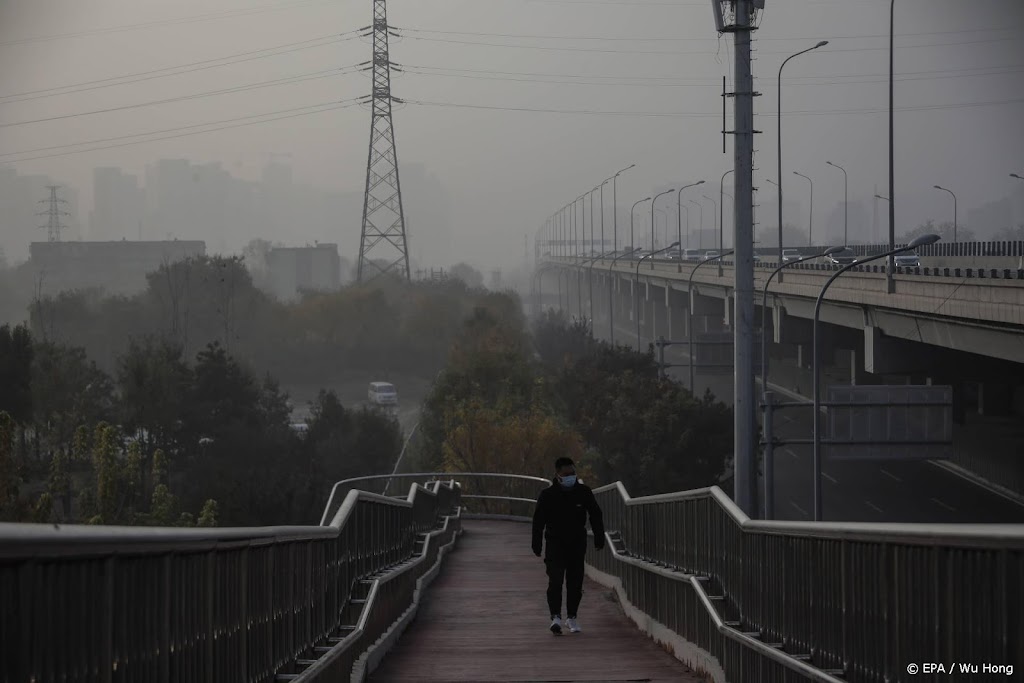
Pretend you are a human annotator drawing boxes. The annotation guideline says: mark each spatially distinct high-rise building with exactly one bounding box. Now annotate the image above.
[90,167,144,241]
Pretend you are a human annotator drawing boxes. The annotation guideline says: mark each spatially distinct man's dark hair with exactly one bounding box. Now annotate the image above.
[554,457,575,471]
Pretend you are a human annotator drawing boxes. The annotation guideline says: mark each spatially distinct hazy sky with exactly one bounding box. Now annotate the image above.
[1,0,1022,269]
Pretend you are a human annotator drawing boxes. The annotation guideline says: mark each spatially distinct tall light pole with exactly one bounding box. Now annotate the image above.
[608,247,640,344]
[677,181,705,252]
[687,250,734,393]
[701,194,718,248]
[793,171,813,246]
[777,41,828,278]
[655,208,669,249]
[630,197,651,253]
[887,0,896,294]
[720,169,734,252]
[826,161,848,247]
[933,185,957,243]
[611,164,636,253]
[759,246,843,519]
[1011,173,1024,181]
[651,189,675,267]
[635,242,679,351]
[811,233,941,520]
[689,199,703,249]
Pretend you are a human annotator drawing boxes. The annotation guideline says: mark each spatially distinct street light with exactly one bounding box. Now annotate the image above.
[635,242,680,351]
[811,233,941,521]
[655,208,669,249]
[759,245,844,519]
[651,189,676,268]
[888,0,896,295]
[610,163,634,253]
[793,171,813,246]
[933,185,957,243]
[826,161,848,247]
[1011,173,1024,181]
[630,197,651,253]
[677,181,705,252]
[689,199,703,249]
[701,194,718,248]
[778,40,829,276]
[608,247,641,344]
[875,194,890,202]
[688,250,734,392]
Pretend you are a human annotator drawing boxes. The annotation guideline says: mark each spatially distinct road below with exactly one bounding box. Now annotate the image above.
[604,321,1024,523]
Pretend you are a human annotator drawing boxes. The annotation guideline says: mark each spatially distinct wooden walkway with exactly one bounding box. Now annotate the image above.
[370,520,701,683]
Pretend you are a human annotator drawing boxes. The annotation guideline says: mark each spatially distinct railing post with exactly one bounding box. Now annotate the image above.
[763,391,775,520]
[160,555,171,683]
[101,556,114,683]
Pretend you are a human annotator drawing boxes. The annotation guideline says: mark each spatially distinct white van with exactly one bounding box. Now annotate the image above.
[368,382,398,406]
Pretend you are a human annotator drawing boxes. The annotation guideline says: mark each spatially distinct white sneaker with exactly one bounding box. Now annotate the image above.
[566,617,581,633]
[549,616,563,634]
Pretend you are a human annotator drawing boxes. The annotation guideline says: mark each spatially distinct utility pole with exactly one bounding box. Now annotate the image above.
[713,0,759,518]
[38,186,70,242]
[357,0,410,283]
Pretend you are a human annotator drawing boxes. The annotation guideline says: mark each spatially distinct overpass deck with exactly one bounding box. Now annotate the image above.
[370,520,699,682]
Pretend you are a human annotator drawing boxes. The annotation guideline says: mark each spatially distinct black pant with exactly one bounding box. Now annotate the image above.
[545,540,585,618]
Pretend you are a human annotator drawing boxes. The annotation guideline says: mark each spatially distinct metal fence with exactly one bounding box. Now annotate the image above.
[0,480,461,683]
[589,482,1023,683]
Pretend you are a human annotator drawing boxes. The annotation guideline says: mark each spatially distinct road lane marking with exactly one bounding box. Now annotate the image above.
[880,468,902,482]
[790,501,809,517]
[865,500,884,514]
[822,472,838,485]
[931,497,956,512]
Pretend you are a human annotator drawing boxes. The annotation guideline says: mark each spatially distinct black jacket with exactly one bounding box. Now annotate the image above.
[532,481,605,555]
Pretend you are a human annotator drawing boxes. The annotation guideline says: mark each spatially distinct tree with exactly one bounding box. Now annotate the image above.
[901,220,975,244]
[0,324,33,423]
[994,224,1024,241]
[116,338,191,455]
[449,262,484,289]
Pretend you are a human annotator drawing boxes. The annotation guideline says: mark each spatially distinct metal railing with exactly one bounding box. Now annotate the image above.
[321,472,550,525]
[0,479,460,683]
[588,482,1024,683]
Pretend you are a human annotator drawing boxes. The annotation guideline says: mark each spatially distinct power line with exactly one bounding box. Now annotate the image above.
[397,24,1016,43]
[0,66,364,129]
[0,0,340,49]
[393,32,1020,56]
[402,96,1024,118]
[0,32,364,104]
[2,100,361,163]
[399,63,1024,89]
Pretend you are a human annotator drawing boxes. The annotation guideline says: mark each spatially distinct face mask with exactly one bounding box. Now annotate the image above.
[559,474,577,488]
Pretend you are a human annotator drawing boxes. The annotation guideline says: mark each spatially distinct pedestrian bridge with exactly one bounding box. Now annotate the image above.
[2,473,1021,683]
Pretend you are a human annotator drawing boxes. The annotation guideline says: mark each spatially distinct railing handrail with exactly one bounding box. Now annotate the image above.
[0,486,435,559]
[320,472,551,525]
[592,482,1024,548]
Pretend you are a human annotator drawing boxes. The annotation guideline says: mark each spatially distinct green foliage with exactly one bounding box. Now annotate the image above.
[449,262,485,289]
[197,499,218,527]
[0,323,33,422]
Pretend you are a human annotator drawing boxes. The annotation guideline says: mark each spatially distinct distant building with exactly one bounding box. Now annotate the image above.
[267,244,341,301]
[90,167,143,241]
[29,240,206,296]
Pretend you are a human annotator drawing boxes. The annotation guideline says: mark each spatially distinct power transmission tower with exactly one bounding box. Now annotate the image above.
[37,185,70,242]
[357,0,410,283]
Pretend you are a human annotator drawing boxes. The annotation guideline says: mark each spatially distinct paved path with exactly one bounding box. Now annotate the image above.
[370,520,700,682]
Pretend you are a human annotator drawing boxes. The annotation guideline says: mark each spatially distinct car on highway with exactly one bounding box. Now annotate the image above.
[782,249,802,263]
[702,250,721,261]
[368,381,398,406]
[683,249,702,262]
[825,248,859,265]
[666,249,682,260]
[890,252,921,268]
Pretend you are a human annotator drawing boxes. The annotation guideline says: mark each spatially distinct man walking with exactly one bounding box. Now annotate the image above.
[532,457,605,634]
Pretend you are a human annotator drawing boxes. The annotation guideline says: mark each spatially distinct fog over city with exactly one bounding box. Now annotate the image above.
[0,0,1022,274]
